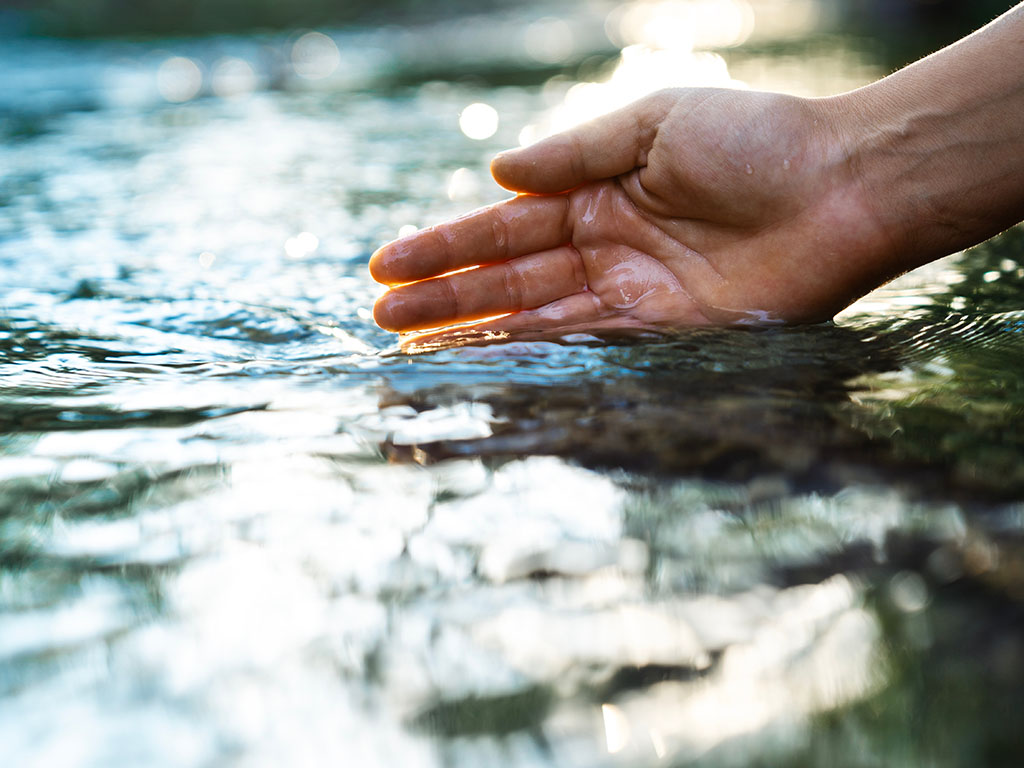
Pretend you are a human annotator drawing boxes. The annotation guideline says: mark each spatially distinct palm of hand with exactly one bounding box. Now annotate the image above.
[371,89,879,340]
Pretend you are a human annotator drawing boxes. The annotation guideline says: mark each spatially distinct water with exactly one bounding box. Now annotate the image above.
[3,8,1024,767]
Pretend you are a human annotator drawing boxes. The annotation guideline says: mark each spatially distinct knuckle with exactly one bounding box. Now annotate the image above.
[567,132,588,182]
[490,209,512,261]
[562,246,587,291]
[437,277,461,319]
[500,263,524,310]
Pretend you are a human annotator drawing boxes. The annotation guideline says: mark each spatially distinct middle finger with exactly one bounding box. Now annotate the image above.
[373,245,587,332]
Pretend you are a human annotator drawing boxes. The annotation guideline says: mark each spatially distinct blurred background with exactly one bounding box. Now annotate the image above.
[0,0,1014,49]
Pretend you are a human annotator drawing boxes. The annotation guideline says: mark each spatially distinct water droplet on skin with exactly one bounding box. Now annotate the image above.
[745,163,753,175]
[783,159,791,170]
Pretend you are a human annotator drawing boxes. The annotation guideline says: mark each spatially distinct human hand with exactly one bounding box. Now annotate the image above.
[369,87,897,340]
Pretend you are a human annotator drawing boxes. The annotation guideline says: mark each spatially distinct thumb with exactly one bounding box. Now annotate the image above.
[490,90,674,194]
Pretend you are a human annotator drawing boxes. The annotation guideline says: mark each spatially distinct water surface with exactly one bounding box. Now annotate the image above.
[2,10,1024,767]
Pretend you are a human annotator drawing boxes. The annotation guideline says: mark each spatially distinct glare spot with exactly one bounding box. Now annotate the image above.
[292,32,341,80]
[447,168,480,201]
[983,270,1000,283]
[649,727,667,759]
[356,307,373,320]
[609,0,755,51]
[518,125,540,147]
[926,546,963,584]
[459,102,499,140]
[398,224,418,238]
[285,232,320,259]
[520,44,741,143]
[60,459,118,484]
[198,251,216,269]
[211,57,257,99]
[888,571,930,613]
[157,56,202,103]
[524,17,575,64]
[602,703,631,754]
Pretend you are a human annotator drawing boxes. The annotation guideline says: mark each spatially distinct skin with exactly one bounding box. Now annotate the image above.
[370,4,1024,343]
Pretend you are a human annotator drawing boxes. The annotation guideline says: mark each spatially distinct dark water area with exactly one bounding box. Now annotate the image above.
[2,3,1024,766]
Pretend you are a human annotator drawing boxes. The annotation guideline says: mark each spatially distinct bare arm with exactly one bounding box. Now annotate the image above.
[834,2,1024,268]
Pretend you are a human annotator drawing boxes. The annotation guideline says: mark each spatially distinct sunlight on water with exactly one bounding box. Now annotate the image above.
[291,31,341,80]
[607,0,756,50]
[156,56,203,103]
[459,102,500,140]
[2,2,1024,766]
[210,56,258,99]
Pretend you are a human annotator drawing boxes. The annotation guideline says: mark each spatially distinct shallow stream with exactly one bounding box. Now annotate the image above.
[2,7,1024,766]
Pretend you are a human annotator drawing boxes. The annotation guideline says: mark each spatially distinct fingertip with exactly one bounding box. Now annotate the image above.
[489,150,522,191]
[372,291,402,332]
[368,246,390,284]
[368,240,413,285]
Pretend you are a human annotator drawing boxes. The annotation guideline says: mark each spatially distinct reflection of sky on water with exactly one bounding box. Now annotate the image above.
[2,1,1024,766]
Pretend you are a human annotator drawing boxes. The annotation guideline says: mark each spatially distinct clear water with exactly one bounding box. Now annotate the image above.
[2,11,1024,768]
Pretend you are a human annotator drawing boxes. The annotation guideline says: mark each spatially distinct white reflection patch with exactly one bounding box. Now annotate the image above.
[459,102,499,140]
[602,703,631,753]
[211,57,257,99]
[157,56,202,103]
[447,167,480,201]
[291,32,341,80]
[524,17,575,64]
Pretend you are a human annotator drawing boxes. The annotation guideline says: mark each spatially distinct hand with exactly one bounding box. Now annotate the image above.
[369,87,897,340]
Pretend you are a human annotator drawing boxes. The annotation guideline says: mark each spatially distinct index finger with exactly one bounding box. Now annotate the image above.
[368,194,570,285]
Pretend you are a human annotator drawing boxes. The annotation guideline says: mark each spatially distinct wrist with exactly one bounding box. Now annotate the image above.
[819,86,944,272]
[821,5,1024,273]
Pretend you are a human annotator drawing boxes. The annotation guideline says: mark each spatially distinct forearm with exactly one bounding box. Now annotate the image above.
[827,2,1024,271]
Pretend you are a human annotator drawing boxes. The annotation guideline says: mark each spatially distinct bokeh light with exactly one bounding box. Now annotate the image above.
[459,102,499,140]
[210,57,257,99]
[447,168,480,201]
[156,56,202,102]
[291,32,341,80]
[522,44,741,142]
[607,0,755,50]
[284,232,320,260]
[523,17,575,64]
